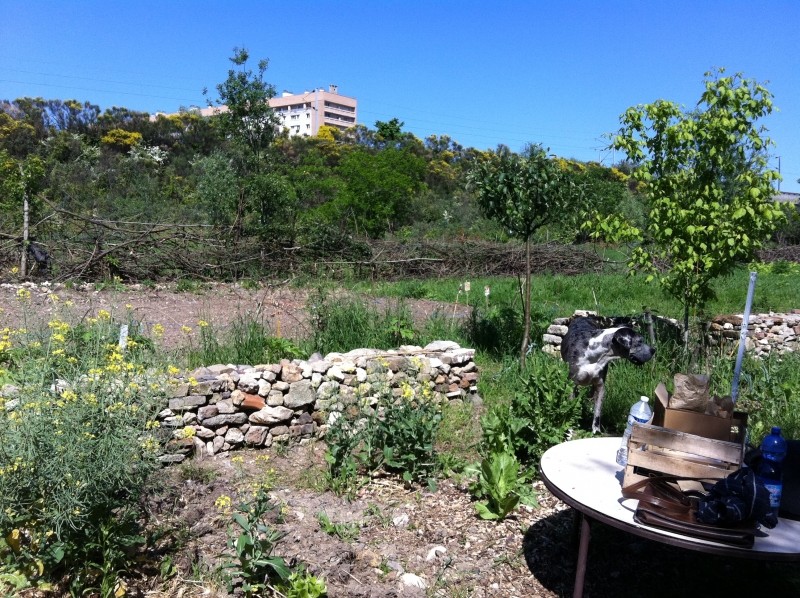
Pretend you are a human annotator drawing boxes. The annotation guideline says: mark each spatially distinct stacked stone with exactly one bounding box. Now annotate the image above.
[158,341,479,463]
[708,311,800,357]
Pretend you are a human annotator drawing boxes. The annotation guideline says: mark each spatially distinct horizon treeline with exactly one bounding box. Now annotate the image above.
[1,92,794,282]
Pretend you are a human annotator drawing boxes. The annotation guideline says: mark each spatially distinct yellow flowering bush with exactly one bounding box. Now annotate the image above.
[0,304,171,594]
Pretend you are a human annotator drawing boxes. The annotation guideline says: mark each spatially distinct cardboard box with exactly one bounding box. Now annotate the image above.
[652,382,744,442]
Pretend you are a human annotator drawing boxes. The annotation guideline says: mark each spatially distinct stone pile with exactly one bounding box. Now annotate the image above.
[159,341,480,463]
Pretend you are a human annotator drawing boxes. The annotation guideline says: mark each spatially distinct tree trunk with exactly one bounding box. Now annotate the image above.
[20,166,29,278]
[519,237,532,366]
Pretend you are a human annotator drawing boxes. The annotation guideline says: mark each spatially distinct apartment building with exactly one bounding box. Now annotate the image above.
[151,84,358,137]
[270,85,357,137]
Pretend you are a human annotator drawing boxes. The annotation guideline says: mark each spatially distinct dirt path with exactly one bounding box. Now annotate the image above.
[0,281,468,351]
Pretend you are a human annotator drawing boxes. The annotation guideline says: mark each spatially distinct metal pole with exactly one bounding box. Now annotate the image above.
[731,271,758,404]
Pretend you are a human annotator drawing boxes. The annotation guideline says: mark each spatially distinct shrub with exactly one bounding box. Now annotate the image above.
[480,352,586,471]
[325,384,443,492]
[0,301,168,595]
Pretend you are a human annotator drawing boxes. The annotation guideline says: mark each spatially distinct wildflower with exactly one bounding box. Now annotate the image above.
[214,495,232,513]
[152,323,165,337]
[64,300,74,307]
[16,288,31,301]
[181,325,193,334]
[179,426,196,439]
[97,309,111,320]
[146,420,160,430]
[231,455,244,465]
[197,319,209,328]
[47,293,60,303]
[125,303,133,310]
[139,435,158,453]
[188,376,198,387]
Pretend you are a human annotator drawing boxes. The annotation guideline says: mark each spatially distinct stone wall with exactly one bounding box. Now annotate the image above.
[707,312,800,357]
[541,310,800,358]
[159,341,479,463]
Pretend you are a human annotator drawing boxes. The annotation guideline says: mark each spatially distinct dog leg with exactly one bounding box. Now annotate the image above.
[591,379,605,434]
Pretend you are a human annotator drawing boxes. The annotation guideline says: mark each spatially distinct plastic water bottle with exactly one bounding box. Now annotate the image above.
[616,396,653,466]
[757,426,788,519]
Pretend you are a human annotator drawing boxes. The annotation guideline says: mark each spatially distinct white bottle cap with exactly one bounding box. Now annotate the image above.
[640,396,649,402]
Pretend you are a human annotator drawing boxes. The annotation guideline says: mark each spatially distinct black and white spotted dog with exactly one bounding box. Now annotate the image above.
[560,316,655,433]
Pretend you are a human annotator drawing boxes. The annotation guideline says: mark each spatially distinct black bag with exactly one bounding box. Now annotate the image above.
[622,475,758,548]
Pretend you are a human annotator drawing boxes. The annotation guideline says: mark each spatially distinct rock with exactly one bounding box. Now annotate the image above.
[197,405,218,422]
[249,405,293,424]
[240,393,266,411]
[201,413,248,427]
[225,428,244,445]
[168,394,206,411]
[244,425,269,446]
[400,573,427,589]
[284,380,315,409]
[424,340,460,352]
[281,362,303,382]
[215,398,236,414]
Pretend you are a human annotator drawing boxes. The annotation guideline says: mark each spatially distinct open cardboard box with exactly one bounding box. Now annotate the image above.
[653,382,747,443]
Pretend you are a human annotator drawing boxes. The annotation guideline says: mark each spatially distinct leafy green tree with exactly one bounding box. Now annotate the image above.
[590,69,784,340]
[468,144,581,364]
[331,147,426,238]
[207,47,278,174]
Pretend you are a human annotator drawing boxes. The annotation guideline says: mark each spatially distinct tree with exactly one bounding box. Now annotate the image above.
[468,144,581,365]
[0,150,45,275]
[208,47,278,174]
[591,69,784,341]
[331,147,427,238]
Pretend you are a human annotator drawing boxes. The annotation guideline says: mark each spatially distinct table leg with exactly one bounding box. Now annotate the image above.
[573,513,591,598]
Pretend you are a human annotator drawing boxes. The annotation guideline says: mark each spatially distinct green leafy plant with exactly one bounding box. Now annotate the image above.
[472,451,522,520]
[481,353,584,471]
[281,571,328,598]
[316,512,360,542]
[324,385,443,493]
[221,488,291,597]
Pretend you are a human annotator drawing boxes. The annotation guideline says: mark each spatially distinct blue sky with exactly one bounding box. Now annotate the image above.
[2,1,799,192]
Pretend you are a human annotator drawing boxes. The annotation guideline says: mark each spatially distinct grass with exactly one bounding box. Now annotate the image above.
[352,265,800,322]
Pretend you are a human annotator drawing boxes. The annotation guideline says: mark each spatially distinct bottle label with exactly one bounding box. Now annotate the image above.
[763,482,783,508]
[627,413,650,427]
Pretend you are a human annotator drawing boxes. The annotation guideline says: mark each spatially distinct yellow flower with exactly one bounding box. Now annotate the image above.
[181,325,193,334]
[125,303,133,310]
[197,319,209,328]
[152,323,165,337]
[231,455,244,465]
[97,309,111,320]
[214,495,232,513]
[47,293,60,303]
[10,266,19,275]
[64,300,74,307]
[16,288,31,301]
[188,376,198,386]
[167,365,180,376]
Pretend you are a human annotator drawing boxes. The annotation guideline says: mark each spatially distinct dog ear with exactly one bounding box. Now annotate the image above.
[612,328,634,352]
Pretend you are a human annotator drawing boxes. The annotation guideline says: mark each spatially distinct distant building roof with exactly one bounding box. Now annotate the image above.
[775,191,800,205]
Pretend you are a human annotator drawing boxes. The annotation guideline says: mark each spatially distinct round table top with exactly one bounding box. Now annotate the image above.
[540,436,800,560]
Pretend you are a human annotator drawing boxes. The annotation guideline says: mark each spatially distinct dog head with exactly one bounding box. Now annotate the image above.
[611,327,655,365]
